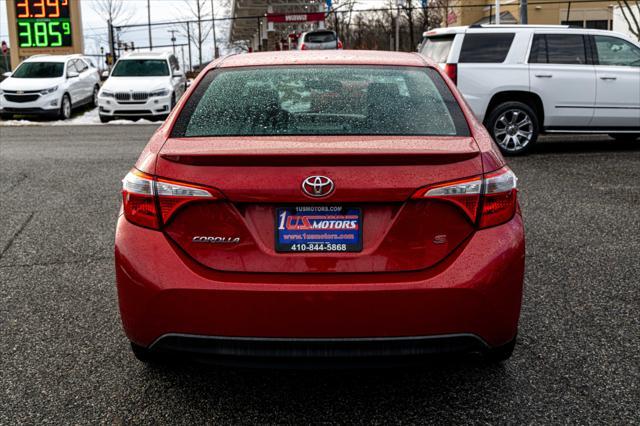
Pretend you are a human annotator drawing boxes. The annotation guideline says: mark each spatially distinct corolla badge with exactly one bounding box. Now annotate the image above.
[302,176,334,198]
[192,236,241,244]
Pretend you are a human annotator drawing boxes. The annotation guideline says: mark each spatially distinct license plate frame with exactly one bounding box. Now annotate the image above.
[275,206,363,253]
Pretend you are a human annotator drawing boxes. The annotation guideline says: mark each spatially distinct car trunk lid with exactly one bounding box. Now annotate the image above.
[156,135,482,273]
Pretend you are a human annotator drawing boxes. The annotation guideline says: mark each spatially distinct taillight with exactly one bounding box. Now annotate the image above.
[337,40,343,49]
[300,43,307,50]
[444,63,457,85]
[122,169,218,229]
[479,167,518,229]
[412,166,518,229]
[412,176,482,222]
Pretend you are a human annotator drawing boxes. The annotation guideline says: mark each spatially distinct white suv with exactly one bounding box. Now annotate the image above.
[0,54,100,120]
[420,25,640,154]
[98,51,186,122]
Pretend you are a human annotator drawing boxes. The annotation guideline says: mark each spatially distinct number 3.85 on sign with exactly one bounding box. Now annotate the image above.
[15,0,72,48]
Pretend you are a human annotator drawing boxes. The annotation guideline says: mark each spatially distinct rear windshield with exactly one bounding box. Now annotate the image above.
[111,59,169,77]
[420,35,455,63]
[171,66,469,138]
[305,31,337,43]
[12,62,64,78]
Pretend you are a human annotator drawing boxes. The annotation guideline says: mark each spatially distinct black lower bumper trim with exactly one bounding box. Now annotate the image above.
[149,333,490,360]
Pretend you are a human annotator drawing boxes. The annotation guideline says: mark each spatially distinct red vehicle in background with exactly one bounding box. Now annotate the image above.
[115,50,525,366]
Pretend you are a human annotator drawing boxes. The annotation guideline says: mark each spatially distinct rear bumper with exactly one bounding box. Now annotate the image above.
[150,333,490,366]
[115,214,525,350]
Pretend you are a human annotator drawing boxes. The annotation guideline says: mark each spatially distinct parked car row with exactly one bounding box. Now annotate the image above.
[1,25,638,156]
[420,24,640,154]
[0,51,186,123]
[0,54,100,120]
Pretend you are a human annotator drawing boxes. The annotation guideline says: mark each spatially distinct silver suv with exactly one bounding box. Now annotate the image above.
[420,25,640,155]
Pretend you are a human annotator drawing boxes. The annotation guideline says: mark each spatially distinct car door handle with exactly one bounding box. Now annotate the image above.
[535,74,553,78]
[600,76,617,81]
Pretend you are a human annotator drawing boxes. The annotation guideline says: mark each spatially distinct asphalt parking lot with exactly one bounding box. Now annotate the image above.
[1,125,638,423]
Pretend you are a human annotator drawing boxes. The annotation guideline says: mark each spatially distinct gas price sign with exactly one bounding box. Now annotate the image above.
[7,0,83,69]
[15,0,72,48]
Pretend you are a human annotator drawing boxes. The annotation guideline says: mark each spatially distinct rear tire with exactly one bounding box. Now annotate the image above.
[484,337,516,363]
[486,101,539,156]
[609,134,639,142]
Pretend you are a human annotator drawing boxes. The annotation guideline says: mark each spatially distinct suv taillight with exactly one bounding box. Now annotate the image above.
[444,63,457,85]
[412,166,518,229]
[300,43,307,50]
[122,169,219,229]
[337,40,343,49]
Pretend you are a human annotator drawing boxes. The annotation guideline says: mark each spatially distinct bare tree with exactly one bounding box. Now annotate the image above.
[617,1,640,39]
[416,0,450,33]
[92,0,130,26]
[178,0,213,67]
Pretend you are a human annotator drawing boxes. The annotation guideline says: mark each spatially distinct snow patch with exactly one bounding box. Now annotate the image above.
[1,108,162,126]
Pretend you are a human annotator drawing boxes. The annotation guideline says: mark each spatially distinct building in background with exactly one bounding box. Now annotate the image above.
[229,0,326,51]
[449,1,617,30]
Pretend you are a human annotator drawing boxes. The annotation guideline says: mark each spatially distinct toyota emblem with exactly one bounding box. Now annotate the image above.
[302,176,334,198]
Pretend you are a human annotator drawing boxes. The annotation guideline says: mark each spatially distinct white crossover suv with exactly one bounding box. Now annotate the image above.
[0,54,100,120]
[98,51,187,122]
[420,25,640,154]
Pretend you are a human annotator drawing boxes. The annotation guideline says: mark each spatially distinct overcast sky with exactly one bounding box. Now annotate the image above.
[0,0,393,66]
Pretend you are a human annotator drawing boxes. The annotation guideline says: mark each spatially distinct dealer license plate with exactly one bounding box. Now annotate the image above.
[275,206,362,253]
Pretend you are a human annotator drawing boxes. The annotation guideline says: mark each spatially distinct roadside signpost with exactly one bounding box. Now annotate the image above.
[6,0,84,70]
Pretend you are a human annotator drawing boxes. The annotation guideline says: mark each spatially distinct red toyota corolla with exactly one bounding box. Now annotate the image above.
[115,51,524,365]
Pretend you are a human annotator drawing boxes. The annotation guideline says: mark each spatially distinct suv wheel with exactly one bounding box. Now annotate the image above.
[609,134,639,142]
[59,94,72,120]
[486,101,539,156]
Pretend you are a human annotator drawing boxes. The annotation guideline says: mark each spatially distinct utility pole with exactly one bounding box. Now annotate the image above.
[108,20,116,63]
[147,0,153,50]
[186,22,193,72]
[197,0,203,66]
[395,0,401,51]
[168,29,177,54]
[495,0,500,25]
[520,0,528,24]
[211,0,218,59]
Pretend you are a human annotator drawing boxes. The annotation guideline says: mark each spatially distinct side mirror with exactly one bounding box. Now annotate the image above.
[2,71,11,78]
[173,70,184,78]
[67,70,79,79]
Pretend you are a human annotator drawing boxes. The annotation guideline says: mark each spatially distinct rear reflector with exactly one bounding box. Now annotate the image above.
[444,63,457,85]
[412,166,518,229]
[122,169,219,229]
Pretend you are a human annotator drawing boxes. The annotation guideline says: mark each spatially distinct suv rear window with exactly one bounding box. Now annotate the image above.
[420,35,455,63]
[459,33,515,63]
[529,34,588,65]
[172,66,469,138]
[305,31,337,43]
